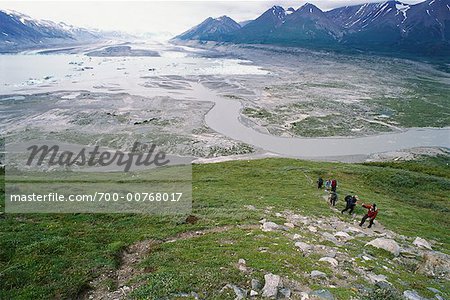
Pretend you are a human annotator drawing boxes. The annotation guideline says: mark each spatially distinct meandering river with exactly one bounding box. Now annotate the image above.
[1,45,449,159]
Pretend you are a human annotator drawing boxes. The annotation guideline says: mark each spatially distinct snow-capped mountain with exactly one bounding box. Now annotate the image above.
[172,0,450,56]
[280,3,344,40]
[174,16,241,41]
[231,6,289,43]
[0,9,99,52]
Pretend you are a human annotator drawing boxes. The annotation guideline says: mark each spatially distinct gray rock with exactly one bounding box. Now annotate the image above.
[262,222,287,232]
[427,287,441,294]
[321,232,339,244]
[308,225,318,232]
[295,241,313,252]
[325,251,337,258]
[319,257,338,267]
[278,287,291,298]
[221,284,247,300]
[262,221,282,232]
[284,222,295,228]
[403,290,427,300]
[292,234,302,240]
[366,238,400,256]
[310,289,335,300]
[375,281,392,290]
[238,259,247,272]
[261,273,281,298]
[334,231,351,240]
[310,270,327,278]
[251,278,262,291]
[345,226,364,234]
[413,237,432,250]
[300,292,310,300]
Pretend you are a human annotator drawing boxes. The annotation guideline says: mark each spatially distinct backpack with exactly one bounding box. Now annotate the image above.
[345,195,352,204]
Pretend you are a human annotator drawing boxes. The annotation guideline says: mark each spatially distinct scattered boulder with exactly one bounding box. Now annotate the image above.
[295,241,313,252]
[221,284,247,300]
[261,273,281,298]
[279,287,291,298]
[321,232,339,244]
[325,251,337,258]
[334,231,351,239]
[262,222,286,232]
[251,278,262,291]
[308,226,318,233]
[427,287,441,294]
[237,259,247,272]
[310,270,327,278]
[403,290,427,300]
[300,292,310,300]
[310,289,335,300]
[344,226,364,234]
[413,237,432,250]
[375,281,392,290]
[319,257,338,267]
[365,238,400,256]
[292,234,302,240]
[284,222,295,228]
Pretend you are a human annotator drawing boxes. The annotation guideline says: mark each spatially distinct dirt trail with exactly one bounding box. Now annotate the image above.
[81,224,259,300]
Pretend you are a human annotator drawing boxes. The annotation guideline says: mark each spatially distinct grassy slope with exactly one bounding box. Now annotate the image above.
[0,157,449,299]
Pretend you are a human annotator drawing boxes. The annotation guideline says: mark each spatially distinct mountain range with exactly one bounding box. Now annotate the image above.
[174,0,450,56]
[0,9,128,52]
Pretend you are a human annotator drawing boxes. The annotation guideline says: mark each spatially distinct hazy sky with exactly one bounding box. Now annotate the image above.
[1,0,423,36]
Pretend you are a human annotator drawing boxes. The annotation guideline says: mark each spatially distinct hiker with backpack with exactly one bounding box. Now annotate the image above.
[359,203,378,228]
[317,177,324,189]
[341,195,358,214]
[325,179,331,191]
[331,179,337,192]
[328,191,338,206]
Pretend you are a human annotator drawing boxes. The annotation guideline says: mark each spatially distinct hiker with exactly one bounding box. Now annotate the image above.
[325,179,331,190]
[328,191,338,206]
[331,179,337,192]
[317,177,324,189]
[359,203,378,228]
[341,195,358,214]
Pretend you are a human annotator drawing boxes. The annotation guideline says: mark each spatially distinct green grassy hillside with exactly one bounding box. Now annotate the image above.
[0,157,449,299]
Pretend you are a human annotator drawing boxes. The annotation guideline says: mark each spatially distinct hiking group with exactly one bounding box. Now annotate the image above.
[317,177,378,228]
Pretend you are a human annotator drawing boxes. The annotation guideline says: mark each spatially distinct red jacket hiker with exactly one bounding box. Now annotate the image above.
[331,179,337,191]
[362,204,378,219]
[360,203,378,228]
